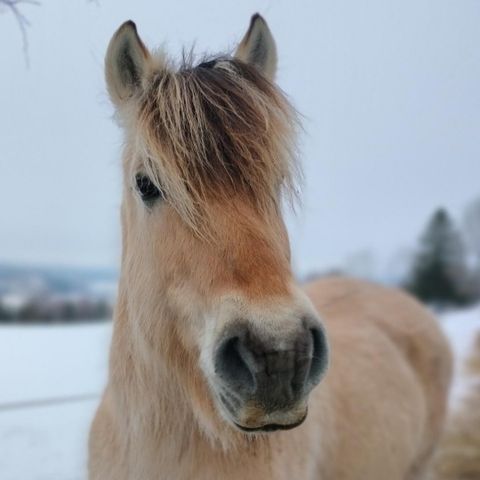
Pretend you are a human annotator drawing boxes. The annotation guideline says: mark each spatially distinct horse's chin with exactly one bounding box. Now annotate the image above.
[217,396,309,434]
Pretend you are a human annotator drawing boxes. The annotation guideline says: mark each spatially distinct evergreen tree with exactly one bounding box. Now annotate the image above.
[407,208,470,306]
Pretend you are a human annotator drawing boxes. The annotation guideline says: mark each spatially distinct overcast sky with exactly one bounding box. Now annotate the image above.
[0,0,479,278]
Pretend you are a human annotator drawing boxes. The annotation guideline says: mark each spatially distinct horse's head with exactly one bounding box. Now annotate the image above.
[106,15,328,436]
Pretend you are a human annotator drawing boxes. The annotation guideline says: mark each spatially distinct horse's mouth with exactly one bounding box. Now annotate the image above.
[233,410,308,433]
[217,389,309,433]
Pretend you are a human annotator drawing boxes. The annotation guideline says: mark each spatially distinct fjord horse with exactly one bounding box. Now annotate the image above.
[89,14,452,480]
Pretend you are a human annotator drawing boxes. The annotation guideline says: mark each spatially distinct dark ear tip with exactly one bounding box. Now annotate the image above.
[250,13,265,25]
[119,20,137,33]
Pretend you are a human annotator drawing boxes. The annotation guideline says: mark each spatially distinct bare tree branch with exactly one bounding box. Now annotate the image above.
[0,0,40,66]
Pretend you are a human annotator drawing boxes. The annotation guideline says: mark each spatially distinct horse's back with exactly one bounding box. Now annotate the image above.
[303,276,453,479]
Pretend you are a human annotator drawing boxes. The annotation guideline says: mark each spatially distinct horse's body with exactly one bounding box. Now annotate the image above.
[89,15,452,480]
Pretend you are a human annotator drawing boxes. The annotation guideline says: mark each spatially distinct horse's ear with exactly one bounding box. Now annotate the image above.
[105,21,151,106]
[234,14,277,80]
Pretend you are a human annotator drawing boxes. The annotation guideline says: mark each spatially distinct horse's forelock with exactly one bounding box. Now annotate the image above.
[137,55,301,233]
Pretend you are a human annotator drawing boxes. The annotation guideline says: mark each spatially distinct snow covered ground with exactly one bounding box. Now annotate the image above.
[0,323,111,480]
[440,307,480,411]
[0,307,479,480]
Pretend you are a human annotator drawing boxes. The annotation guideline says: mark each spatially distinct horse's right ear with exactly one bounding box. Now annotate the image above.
[105,21,151,106]
[235,14,277,80]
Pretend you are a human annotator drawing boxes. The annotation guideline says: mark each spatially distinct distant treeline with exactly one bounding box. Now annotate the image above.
[0,298,112,323]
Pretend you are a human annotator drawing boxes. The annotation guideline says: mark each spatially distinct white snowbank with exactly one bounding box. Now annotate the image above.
[439,306,480,411]
[0,322,111,480]
[0,323,111,404]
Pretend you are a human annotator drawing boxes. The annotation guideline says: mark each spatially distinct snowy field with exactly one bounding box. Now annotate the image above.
[1,308,479,480]
[0,323,111,480]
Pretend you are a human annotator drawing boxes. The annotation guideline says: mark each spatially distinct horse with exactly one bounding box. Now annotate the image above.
[89,14,453,480]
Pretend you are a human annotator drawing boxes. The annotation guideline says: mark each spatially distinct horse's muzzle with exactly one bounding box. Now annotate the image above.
[213,318,328,431]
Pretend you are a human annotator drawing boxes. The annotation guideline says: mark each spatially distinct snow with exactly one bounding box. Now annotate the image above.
[439,306,480,411]
[1,402,96,480]
[0,323,111,404]
[0,322,111,480]
[0,306,479,480]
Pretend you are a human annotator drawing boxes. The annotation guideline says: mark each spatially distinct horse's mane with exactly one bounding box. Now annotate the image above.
[138,53,300,232]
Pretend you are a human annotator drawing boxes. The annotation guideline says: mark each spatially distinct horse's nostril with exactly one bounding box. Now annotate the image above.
[214,323,328,408]
[214,335,256,394]
[307,326,329,386]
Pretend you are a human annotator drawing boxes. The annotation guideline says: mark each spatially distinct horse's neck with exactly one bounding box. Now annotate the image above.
[109,291,226,450]
[109,311,191,427]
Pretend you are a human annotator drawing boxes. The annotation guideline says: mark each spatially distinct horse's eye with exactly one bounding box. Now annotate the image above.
[135,174,164,204]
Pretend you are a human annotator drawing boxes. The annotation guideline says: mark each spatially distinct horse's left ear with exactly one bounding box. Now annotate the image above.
[235,14,277,80]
